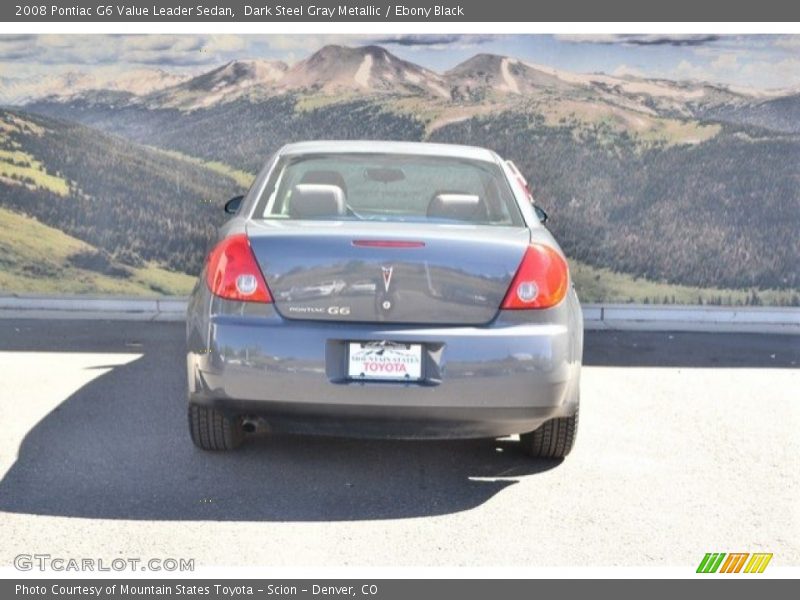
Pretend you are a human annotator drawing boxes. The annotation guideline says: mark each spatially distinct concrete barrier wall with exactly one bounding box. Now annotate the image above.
[583,304,800,334]
[0,295,798,333]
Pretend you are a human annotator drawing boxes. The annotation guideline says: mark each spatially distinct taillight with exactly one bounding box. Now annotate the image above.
[501,244,569,309]
[205,234,272,303]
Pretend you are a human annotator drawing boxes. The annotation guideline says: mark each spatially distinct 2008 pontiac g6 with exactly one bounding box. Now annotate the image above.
[186,141,583,457]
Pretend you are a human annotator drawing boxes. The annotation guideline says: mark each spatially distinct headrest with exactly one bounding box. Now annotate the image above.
[427,193,486,222]
[289,184,346,219]
[300,170,348,195]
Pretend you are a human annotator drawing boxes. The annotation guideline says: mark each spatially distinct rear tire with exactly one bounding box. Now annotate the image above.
[520,408,578,458]
[188,404,244,451]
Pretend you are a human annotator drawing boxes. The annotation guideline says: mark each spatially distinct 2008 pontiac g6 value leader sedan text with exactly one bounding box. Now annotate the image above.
[186,141,583,457]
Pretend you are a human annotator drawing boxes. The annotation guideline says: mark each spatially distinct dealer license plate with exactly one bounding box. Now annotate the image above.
[347,341,423,381]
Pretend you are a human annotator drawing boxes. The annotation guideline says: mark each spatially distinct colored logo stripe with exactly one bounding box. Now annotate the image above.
[719,553,749,573]
[697,552,773,574]
[697,553,726,573]
[744,553,773,573]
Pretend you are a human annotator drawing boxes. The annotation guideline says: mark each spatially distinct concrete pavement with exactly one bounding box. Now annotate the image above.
[0,320,797,568]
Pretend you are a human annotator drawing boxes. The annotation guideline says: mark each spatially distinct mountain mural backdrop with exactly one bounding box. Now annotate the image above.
[1,44,798,304]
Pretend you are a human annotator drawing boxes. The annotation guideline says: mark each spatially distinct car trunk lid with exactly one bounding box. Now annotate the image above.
[246,220,529,325]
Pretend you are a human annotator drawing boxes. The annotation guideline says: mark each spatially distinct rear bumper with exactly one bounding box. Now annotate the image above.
[187,399,571,439]
[187,290,583,439]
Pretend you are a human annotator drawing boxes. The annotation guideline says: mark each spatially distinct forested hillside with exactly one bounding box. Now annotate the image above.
[8,45,800,301]
[430,114,800,290]
[0,206,196,295]
[25,96,800,294]
[701,94,800,134]
[26,96,426,173]
[0,109,245,278]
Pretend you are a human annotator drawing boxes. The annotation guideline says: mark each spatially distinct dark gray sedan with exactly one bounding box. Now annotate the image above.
[186,141,582,457]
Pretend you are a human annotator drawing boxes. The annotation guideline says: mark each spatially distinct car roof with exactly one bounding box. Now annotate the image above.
[278,140,500,163]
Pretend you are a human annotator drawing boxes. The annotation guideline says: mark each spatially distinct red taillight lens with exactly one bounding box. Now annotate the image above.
[501,243,569,309]
[205,234,272,303]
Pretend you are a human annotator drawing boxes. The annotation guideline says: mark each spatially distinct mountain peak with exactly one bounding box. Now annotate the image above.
[446,54,569,97]
[140,58,288,109]
[309,44,388,58]
[456,53,507,66]
[281,44,449,98]
[195,59,288,87]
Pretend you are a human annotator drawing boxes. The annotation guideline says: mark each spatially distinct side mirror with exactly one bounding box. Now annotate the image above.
[224,195,244,215]
[534,205,548,224]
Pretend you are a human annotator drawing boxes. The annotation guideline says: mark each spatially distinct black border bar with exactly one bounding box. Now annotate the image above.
[4,0,800,22]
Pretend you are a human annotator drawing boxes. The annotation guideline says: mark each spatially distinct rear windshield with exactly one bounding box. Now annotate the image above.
[253,153,523,226]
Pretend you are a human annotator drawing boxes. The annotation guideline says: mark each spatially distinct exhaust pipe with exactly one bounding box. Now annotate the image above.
[241,418,258,434]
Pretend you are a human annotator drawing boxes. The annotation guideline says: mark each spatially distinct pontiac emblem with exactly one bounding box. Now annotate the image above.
[381,266,394,293]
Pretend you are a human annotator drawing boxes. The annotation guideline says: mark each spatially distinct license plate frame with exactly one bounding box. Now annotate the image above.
[347,341,423,382]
